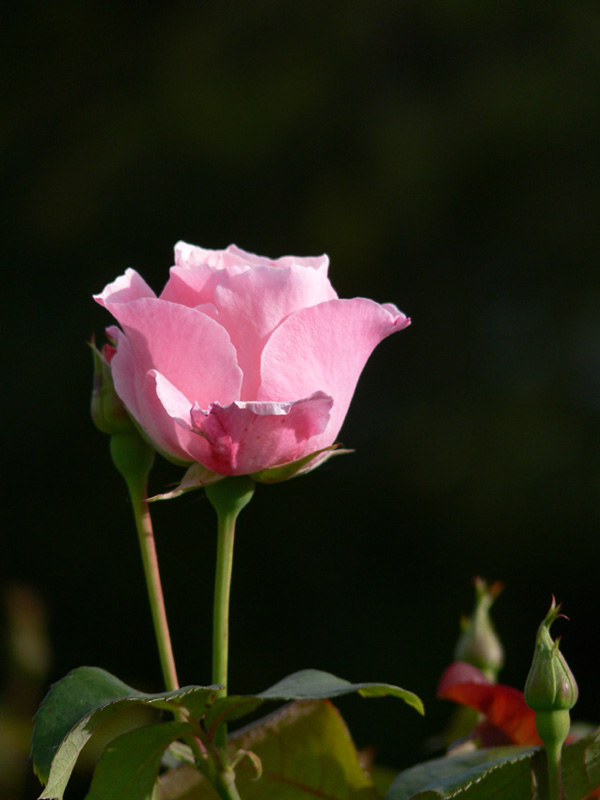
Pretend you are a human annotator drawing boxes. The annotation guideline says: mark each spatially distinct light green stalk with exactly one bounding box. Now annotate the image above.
[205,477,255,750]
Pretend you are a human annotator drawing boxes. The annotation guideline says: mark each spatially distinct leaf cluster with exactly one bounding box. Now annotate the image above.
[31,666,421,799]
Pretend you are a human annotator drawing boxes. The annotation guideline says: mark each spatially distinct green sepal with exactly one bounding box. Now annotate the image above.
[32,667,220,798]
[249,444,352,483]
[203,668,423,736]
[205,476,255,518]
[149,445,353,502]
[149,463,224,502]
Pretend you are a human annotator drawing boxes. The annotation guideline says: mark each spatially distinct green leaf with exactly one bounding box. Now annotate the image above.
[32,667,219,799]
[384,747,535,800]
[204,669,423,734]
[157,699,380,799]
[385,727,600,800]
[370,764,399,796]
[85,721,189,800]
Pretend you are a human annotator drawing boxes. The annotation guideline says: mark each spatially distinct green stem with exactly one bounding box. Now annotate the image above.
[183,716,242,800]
[546,743,563,800]
[206,478,255,751]
[213,768,243,800]
[110,432,178,691]
[124,463,179,692]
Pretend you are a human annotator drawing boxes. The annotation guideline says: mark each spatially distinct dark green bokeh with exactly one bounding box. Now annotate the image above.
[3,0,600,791]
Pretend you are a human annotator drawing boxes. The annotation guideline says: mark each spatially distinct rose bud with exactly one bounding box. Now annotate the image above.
[454,577,505,681]
[525,598,578,755]
[90,338,134,435]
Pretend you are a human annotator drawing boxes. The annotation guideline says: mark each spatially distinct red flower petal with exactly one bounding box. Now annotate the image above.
[438,662,541,746]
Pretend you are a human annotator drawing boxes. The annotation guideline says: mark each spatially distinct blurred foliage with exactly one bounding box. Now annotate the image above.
[0,586,51,799]
[3,2,600,797]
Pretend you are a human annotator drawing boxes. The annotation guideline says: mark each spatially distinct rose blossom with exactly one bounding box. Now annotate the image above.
[94,242,410,482]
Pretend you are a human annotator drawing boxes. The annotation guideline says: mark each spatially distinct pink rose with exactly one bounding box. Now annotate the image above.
[94,242,409,482]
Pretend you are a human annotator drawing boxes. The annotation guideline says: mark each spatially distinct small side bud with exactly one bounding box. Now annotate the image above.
[454,577,505,681]
[90,338,134,435]
[90,337,155,489]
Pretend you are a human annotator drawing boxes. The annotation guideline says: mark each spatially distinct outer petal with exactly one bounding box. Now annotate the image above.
[208,265,338,398]
[185,391,334,475]
[104,326,142,422]
[100,299,242,461]
[102,298,242,408]
[94,268,156,306]
[259,298,410,449]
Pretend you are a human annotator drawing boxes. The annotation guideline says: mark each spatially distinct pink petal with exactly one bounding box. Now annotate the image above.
[105,326,142,422]
[139,370,215,464]
[258,298,410,449]
[160,265,248,307]
[100,299,243,463]
[140,370,200,462]
[209,265,338,398]
[186,391,334,475]
[101,298,242,409]
[94,268,156,306]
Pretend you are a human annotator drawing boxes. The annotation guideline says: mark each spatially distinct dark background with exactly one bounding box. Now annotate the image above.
[3,0,600,795]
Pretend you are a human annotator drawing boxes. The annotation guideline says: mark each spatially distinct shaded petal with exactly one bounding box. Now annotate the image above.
[139,370,207,463]
[187,391,334,475]
[210,266,338,398]
[94,268,156,306]
[160,265,248,307]
[259,298,410,449]
[101,298,242,410]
